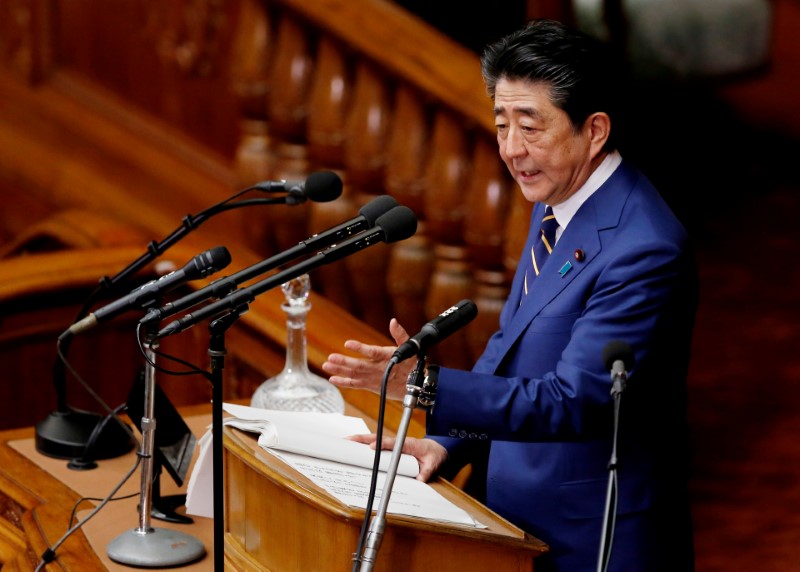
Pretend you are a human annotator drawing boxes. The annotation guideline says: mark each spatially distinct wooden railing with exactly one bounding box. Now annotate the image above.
[0,0,538,429]
[224,0,535,369]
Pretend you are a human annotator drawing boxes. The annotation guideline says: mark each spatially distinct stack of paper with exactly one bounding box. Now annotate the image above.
[185,403,484,528]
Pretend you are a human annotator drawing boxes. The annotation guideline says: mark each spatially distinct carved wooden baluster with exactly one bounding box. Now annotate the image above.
[465,135,511,269]
[267,12,311,143]
[423,109,469,246]
[228,0,277,255]
[470,269,508,360]
[422,109,474,369]
[343,62,390,192]
[0,0,55,84]
[385,85,429,215]
[384,85,433,333]
[386,233,435,338]
[307,36,350,168]
[464,135,514,355]
[305,36,355,311]
[504,186,534,278]
[260,11,314,254]
[228,0,271,121]
[425,244,474,369]
[340,60,394,330]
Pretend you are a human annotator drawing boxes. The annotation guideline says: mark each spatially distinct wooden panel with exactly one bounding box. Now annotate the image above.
[0,427,107,570]
[223,425,547,571]
[53,0,241,157]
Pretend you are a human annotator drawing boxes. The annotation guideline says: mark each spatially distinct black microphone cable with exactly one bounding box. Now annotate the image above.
[32,445,143,572]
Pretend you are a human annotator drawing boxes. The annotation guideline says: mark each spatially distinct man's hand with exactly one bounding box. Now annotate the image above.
[348,433,448,482]
[322,318,417,401]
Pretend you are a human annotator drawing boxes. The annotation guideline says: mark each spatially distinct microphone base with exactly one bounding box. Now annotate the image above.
[34,408,134,461]
[107,527,205,568]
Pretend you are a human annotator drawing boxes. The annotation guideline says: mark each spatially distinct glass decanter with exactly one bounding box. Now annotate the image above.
[250,274,345,413]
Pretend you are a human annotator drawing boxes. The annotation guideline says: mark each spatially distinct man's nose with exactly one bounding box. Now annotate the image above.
[502,127,527,158]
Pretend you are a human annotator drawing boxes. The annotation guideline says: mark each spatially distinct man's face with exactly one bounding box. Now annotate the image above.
[494,78,598,206]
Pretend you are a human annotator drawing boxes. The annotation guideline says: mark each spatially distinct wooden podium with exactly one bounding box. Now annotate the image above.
[0,411,547,571]
[222,425,547,571]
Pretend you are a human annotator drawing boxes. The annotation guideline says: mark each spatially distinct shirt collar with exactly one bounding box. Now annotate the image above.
[550,150,622,238]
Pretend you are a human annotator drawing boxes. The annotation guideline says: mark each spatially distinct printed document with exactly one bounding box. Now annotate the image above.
[185,403,485,528]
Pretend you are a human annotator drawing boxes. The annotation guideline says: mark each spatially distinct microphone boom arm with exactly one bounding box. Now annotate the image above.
[157,227,388,338]
[142,194,400,325]
[38,180,327,461]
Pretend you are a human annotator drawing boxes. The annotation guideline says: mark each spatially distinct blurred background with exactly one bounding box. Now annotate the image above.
[1,1,798,570]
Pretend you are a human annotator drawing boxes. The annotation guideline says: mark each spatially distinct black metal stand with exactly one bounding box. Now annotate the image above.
[149,464,193,524]
[36,319,135,462]
[207,308,244,572]
[597,369,627,572]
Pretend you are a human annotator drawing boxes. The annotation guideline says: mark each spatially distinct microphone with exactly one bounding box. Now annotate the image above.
[140,195,399,326]
[252,170,343,204]
[299,194,398,251]
[157,205,418,338]
[392,299,478,363]
[598,340,635,569]
[602,340,635,394]
[60,246,232,339]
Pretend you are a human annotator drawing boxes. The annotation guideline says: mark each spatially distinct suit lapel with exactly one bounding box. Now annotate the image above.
[500,218,601,358]
[492,161,638,371]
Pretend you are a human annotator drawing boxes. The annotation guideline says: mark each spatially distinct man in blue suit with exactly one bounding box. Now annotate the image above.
[323,19,697,572]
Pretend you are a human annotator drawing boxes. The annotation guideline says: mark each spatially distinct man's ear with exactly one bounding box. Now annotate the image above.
[586,112,611,154]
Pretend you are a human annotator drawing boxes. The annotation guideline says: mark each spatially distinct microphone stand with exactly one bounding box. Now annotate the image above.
[597,367,628,572]
[36,194,292,462]
[107,322,205,567]
[358,356,434,571]
[154,273,317,569]
[205,307,247,572]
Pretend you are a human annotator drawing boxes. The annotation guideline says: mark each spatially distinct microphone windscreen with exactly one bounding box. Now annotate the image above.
[359,195,399,224]
[185,246,232,280]
[431,299,478,337]
[304,171,343,202]
[377,206,418,243]
[602,340,635,371]
[205,245,233,271]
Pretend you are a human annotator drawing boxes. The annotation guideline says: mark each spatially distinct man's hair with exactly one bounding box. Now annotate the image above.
[481,19,623,151]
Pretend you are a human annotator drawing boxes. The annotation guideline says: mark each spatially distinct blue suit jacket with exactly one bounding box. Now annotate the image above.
[427,160,697,571]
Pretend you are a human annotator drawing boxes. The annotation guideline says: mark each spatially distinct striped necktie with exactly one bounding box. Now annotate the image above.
[523,205,558,296]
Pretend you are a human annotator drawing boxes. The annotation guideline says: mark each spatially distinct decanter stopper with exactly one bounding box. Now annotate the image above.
[250,274,345,413]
